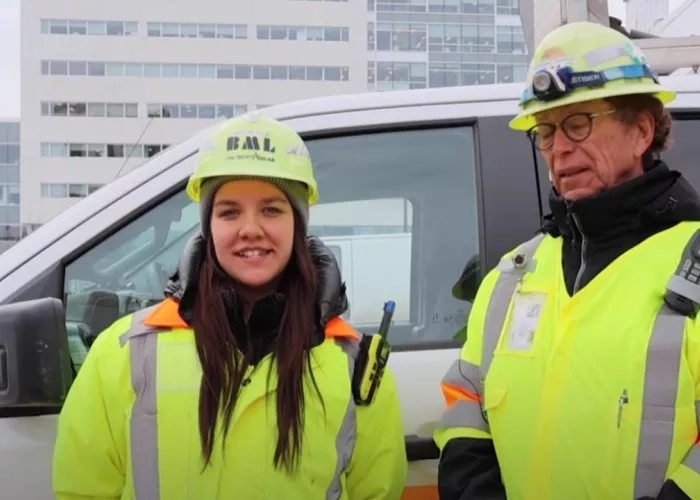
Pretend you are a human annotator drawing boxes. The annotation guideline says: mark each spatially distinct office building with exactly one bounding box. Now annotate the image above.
[0,121,21,254]
[20,0,528,226]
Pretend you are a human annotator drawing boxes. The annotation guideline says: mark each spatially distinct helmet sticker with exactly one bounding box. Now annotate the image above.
[622,41,646,65]
[225,131,276,163]
[583,44,629,68]
[286,142,311,159]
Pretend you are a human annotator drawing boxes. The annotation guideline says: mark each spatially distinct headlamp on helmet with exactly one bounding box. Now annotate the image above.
[531,67,568,102]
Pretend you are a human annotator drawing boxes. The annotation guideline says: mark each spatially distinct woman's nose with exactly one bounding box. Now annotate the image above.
[238,214,264,239]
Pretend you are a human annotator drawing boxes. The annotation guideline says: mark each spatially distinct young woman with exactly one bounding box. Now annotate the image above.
[52,113,408,499]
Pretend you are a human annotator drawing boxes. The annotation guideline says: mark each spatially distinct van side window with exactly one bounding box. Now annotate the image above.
[306,125,479,348]
[63,124,479,366]
[63,190,198,369]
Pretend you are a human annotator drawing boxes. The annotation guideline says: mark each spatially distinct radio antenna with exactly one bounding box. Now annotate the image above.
[114,115,155,179]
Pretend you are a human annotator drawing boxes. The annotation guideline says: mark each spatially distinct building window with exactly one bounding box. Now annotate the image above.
[0,224,20,241]
[21,224,42,238]
[376,23,426,51]
[496,64,528,83]
[0,144,19,165]
[40,143,171,159]
[428,62,495,86]
[41,19,137,36]
[256,25,350,42]
[375,0,427,11]
[41,183,104,199]
[41,101,138,118]
[41,61,351,82]
[427,23,496,54]
[496,0,519,14]
[369,61,427,91]
[147,103,248,119]
[425,0,495,14]
[146,22,247,39]
[0,123,19,143]
[0,184,20,205]
[495,26,527,55]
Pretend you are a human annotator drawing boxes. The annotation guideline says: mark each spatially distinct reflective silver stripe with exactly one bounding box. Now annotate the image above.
[119,307,161,500]
[684,444,700,473]
[438,400,489,432]
[438,359,486,430]
[481,234,545,383]
[327,337,360,500]
[442,359,481,391]
[635,305,687,497]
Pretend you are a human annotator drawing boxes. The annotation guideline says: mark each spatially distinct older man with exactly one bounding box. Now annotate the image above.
[433,21,700,500]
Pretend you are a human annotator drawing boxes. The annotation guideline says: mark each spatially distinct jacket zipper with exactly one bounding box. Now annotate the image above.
[570,212,588,294]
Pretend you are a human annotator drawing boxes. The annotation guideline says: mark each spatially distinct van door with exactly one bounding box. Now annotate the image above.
[290,109,489,498]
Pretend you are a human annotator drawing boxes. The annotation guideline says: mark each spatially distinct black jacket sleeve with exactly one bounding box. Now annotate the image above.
[438,437,506,500]
[651,480,691,500]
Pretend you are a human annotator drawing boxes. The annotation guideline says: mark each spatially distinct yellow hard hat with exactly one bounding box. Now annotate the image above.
[187,113,319,204]
[509,21,676,131]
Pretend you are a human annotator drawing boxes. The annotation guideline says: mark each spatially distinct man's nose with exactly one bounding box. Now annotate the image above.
[551,127,576,155]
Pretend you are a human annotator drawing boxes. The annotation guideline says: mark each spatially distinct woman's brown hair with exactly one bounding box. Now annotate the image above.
[190,213,321,473]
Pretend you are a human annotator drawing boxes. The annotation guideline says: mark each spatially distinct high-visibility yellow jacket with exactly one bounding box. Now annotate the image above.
[53,298,408,500]
[434,221,700,500]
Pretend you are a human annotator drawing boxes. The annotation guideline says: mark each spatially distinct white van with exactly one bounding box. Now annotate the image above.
[1,77,700,499]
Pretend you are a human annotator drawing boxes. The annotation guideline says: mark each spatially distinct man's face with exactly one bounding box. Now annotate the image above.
[533,98,655,201]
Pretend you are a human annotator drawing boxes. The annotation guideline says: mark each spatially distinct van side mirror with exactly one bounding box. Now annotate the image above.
[0,298,73,408]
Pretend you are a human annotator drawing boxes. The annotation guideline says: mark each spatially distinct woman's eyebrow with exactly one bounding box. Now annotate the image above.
[261,196,290,204]
[213,199,239,208]
[213,196,289,207]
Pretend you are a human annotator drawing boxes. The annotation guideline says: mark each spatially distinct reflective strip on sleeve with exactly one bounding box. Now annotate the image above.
[635,305,691,497]
[119,311,362,500]
[438,359,486,430]
[439,399,489,432]
[681,442,700,474]
[441,359,481,395]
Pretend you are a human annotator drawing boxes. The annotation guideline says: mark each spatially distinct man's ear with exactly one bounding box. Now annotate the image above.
[633,110,655,159]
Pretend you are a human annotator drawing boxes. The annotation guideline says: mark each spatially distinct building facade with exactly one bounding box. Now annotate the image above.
[0,121,21,254]
[20,0,527,226]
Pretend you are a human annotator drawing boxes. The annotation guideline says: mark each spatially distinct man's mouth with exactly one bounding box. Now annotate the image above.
[560,167,586,178]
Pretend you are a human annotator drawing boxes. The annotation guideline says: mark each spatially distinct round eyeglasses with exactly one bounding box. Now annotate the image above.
[526,109,617,151]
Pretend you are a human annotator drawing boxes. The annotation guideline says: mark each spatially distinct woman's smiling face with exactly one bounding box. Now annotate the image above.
[209,179,295,289]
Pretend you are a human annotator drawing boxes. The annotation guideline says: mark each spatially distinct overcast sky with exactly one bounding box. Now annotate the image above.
[0,0,685,120]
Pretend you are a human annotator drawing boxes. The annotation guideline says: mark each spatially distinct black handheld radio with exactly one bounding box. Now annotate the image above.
[665,231,700,318]
[352,301,395,406]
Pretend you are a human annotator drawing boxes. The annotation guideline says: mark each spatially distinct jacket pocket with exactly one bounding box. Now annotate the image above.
[494,291,549,359]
